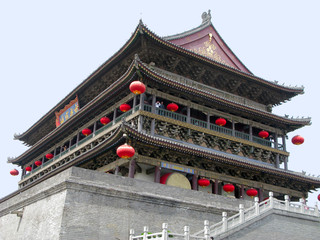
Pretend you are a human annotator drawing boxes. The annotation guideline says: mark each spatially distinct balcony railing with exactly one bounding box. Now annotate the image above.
[141,104,281,149]
[23,103,283,178]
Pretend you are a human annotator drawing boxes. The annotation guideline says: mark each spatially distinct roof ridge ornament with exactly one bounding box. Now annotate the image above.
[138,19,144,34]
[201,10,211,25]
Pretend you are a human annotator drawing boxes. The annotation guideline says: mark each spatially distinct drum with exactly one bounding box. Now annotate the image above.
[160,172,191,190]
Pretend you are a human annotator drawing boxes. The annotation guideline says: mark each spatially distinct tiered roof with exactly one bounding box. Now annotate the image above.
[13,12,307,147]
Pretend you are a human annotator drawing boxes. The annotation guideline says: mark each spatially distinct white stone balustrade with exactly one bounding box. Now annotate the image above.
[130,192,320,240]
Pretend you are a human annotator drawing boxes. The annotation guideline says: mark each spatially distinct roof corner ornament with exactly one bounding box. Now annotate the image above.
[13,133,20,140]
[7,156,16,163]
[201,10,212,24]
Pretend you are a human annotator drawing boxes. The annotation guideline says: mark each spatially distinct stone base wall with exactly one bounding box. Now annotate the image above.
[1,167,318,240]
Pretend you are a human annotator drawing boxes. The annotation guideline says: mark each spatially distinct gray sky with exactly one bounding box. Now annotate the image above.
[1,1,319,206]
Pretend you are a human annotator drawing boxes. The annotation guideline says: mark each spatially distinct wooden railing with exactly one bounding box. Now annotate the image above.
[23,104,282,179]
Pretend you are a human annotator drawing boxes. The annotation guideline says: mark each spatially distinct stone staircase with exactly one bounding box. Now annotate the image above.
[129,192,319,240]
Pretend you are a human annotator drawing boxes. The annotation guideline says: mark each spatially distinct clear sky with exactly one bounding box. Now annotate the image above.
[1,1,319,206]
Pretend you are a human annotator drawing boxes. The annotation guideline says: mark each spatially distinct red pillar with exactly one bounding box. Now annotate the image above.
[192,174,198,190]
[240,185,245,199]
[128,159,136,178]
[213,179,219,194]
[154,166,161,183]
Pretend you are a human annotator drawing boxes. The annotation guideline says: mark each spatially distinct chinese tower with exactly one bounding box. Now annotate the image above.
[1,11,319,240]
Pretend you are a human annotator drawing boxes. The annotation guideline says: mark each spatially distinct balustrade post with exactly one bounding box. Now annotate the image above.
[269,192,274,208]
[183,226,190,240]
[162,223,168,240]
[143,226,149,240]
[204,220,210,240]
[129,229,134,240]
[299,198,305,214]
[222,212,228,232]
[254,197,260,215]
[284,195,290,211]
[206,114,210,130]
[239,204,244,223]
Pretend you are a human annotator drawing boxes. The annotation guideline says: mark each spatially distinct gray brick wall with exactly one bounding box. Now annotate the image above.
[0,167,319,240]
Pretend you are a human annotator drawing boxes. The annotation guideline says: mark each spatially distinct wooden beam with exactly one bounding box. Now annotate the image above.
[97,158,129,172]
[137,155,303,198]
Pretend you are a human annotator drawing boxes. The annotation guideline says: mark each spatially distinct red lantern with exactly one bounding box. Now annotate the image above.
[35,160,42,166]
[318,194,320,201]
[223,184,235,193]
[25,166,32,172]
[166,103,178,112]
[82,128,92,136]
[116,143,135,159]
[198,178,210,187]
[10,169,19,176]
[46,153,54,160]
[129,81,146,95]
[120,103,131,112]
[215,118,227,126]
[258,130,269,139]
[246,188,258,198]
[100,117,111,125]
[292,135,304,145]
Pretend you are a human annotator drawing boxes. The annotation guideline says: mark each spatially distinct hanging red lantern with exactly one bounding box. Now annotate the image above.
[292,135,304,145]
[246,188,258,198]
[100,117,111,125]
[215,118,227,126]
[46,153,54,160]
[129,81,146,95]
[10,169,19,176]
[82,128,92,136]
[25,166,32,172]
[223,184,235,193]
[198,178,210,187]
[166,103,179,112]
[116,143,135,159]
[258,130,269,139]
[318,194,320,201]
[35,160,42,166]
[120,103,131,112]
